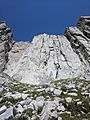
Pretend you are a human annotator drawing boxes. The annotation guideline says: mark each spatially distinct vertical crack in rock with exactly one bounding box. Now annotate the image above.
[53,39,61,79]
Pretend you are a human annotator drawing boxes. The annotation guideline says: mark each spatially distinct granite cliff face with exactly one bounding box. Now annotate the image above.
[3,16,90,85]
[0,17,90,84]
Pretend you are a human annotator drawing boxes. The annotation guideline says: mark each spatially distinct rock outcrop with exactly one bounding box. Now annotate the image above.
[0,22,13,72]
[77,16,90,38]
[4,16,90,85]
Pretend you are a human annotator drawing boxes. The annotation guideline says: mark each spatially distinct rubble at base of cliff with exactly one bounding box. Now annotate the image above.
[0,72,90,120]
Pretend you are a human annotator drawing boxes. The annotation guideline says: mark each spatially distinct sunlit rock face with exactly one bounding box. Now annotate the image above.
[4,16,90,85]
[0,22,13,72]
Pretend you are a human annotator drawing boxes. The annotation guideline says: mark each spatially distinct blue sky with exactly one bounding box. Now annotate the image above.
[0,0,90,41]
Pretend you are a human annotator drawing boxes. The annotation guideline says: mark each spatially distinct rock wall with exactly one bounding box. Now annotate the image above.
[4,16,90,85]
[5,42,30,72]
[0,21,13,72]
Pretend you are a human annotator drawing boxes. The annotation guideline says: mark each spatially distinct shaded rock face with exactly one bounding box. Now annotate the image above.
[0,22,13,72]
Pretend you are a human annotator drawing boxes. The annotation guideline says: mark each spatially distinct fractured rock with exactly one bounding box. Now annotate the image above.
[77,16,90,39]
[0,21,13,72]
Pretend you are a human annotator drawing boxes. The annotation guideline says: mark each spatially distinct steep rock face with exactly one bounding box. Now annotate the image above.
[4,16,90,85]
[5,35,84,84]
[65,27,90,79]
[5,42,30,73]
[0,22,13,72]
